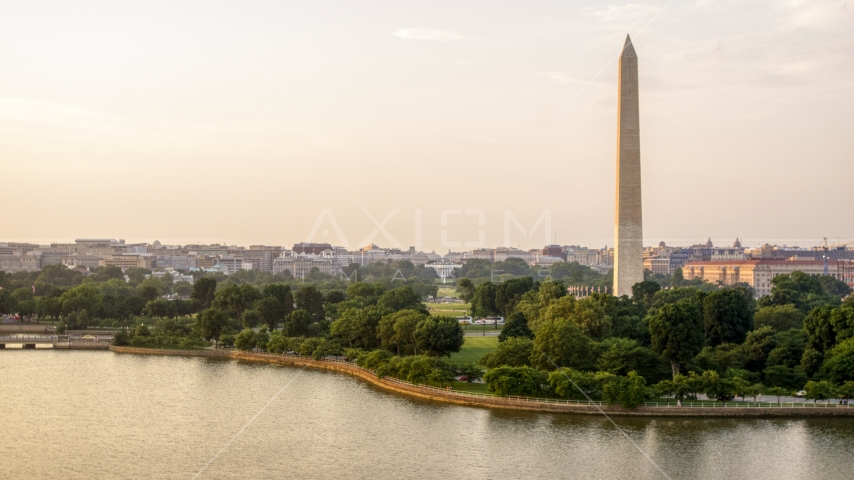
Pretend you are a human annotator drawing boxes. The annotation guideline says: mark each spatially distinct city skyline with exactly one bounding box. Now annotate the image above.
[2,1,853,250]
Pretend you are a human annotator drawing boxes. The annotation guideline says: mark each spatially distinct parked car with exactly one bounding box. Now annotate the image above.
[795,390,806,397]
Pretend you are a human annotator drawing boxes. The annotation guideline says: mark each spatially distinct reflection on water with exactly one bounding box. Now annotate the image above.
[1,351,853,479]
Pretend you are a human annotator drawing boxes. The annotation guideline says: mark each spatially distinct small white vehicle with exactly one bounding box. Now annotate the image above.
[795,390,806,397]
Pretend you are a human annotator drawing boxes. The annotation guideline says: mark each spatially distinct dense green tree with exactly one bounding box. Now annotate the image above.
[35,264,84,288]
[134,323,151,337]
[173,281,193,298]
[262,283,293,307]
[494,276,536,317]
[330,306,388,349]
[242,309,261,328]
[295,285,325,320]
[456,363,484,384]
[701,370,735,402]
[762,364,804,390]
[377,286,425,313]
[135,278,163,302]
[820,338,854,384]
[282,309,314,337]
[766,328,808,369]
[499,311,534,342]
[483,366,546,396]
[693,343,747,373]
[753,304,805,332]
[649,287,705,314]
[804,380,836,405]
[601,371,652,408]
[35,296,62,322]
[568,298,612,340]
[214,284,261,325]
[743,326,777,371]
[11,288,35,321]
[145,299,177,319]
[266,331,288,353]
[759,271,838,314]
[649,299,704,378]
[330,310,359,349]
[324,290,347,304]
[346,282,386,304]
[218,333,236,347]
[456,278,475,302]
[591,293,648,344]
[479,337,534,368]
[703,288,754,346]
[596,337,666,382]
[805,306,837,351]
[375,309,425,355]
[60,284,102,316]
[836,381,854,401]
[124,268,152,284]
[234,328,257,351]
[255,296,286,331]
[654,374,696,405]
[356,349,394,370]
[414,316,465,357]
[530,318,594,371]
[89,265,124,282]
[97,278,134,298]
[72,309,90,329]
[802,304,854,355]
[471,282,499,318]
[767,386,788,404]
[255,327,270,350]
[548,368,600,400]
[197,308,229,345]
[818,276,853,298]
[191,277,217,311]
[632,281,661,312]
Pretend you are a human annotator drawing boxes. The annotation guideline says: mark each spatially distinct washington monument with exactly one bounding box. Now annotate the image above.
[613,34,644,297]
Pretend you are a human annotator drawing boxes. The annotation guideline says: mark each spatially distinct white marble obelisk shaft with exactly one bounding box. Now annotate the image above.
[613,34,644,297]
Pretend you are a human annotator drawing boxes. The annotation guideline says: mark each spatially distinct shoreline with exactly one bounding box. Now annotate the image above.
[108,346,854,418]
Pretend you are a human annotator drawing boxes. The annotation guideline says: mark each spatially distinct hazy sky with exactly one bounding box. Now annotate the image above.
[2,0,852,251]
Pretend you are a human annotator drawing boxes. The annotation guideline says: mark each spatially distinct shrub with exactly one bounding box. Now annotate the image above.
[483,366,546,396]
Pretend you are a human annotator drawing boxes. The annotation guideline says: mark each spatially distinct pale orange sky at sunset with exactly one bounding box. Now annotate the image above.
[1,1,852,251]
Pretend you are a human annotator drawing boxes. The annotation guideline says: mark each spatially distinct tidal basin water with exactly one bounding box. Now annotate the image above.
[2,351,853,479]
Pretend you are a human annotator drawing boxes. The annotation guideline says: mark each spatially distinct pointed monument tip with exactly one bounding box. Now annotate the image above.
[622,34,636,57]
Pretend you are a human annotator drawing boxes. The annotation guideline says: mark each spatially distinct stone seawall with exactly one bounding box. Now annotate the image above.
[109,347,854,418]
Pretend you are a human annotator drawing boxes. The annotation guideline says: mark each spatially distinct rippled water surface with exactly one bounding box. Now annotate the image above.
[2,351,853,479]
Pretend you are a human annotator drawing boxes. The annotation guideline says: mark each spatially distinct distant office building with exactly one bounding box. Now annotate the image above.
[239,247,279,273]
[273,251,339,279]
[683,259,843,297]
[293,243,333,255]
[0,253,41,272]
[643,257,672,276]
[532,256,564,267]
[215,256,249,275]
[542,245,566,261]
[99,254,156,270]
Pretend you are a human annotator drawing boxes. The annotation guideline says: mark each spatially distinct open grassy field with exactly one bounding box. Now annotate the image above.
[450,382,491,395]
[436,287,458,298]
[425,302,470,316]
[446,336,498,366]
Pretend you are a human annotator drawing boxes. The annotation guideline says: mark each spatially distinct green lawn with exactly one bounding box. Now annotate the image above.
[426,302,470,317]
[450,381,492,395]
[436,287,459,298]
[446,336,498,366]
